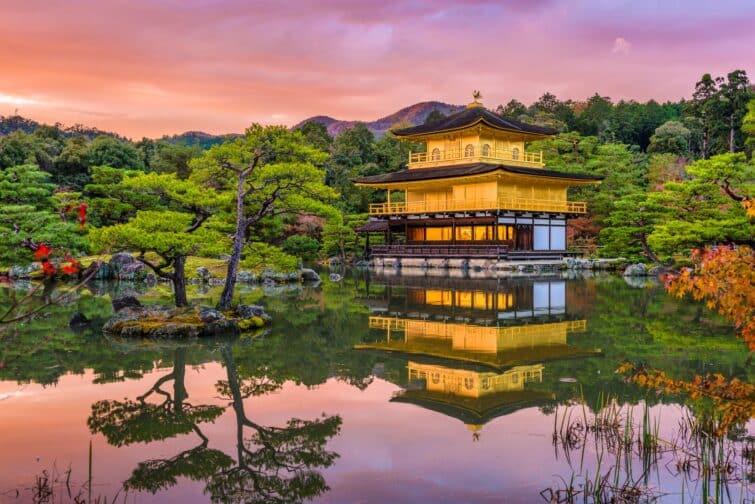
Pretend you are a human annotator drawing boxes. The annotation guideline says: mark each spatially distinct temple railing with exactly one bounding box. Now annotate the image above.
[369,244,510,259]
[368,197,587,215]
[409,147,544,169]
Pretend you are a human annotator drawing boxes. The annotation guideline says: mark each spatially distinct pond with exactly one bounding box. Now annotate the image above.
[0,271,752,503]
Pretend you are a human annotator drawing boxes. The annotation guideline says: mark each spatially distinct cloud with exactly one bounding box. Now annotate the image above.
[0,93,41,106]
[611,37,631,54]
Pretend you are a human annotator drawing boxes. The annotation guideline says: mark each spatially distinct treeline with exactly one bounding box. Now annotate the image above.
[0,70,753,273]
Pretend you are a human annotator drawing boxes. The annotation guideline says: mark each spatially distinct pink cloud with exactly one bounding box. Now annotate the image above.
[0,0,752,137]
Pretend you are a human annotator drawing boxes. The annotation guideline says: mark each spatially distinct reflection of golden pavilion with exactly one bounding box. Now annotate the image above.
[360,316,593,370]
[393,362,553,427]
[357,278,600,429]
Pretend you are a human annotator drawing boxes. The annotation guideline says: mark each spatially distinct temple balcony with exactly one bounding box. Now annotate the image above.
[368,197,587,216]
[409,146,544,169]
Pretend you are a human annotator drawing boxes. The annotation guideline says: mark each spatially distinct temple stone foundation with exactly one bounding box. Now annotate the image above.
[370,256,623,274]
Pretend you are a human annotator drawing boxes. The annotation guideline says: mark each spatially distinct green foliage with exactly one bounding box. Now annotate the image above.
[53,136,90,188]
[647,154,754,255]
[600,192,667,261]
[322,214,366,261]
[86,135,144,170]
[282,234,321,263]
[297,122,333,152]
[647,120,691,155]
[241,242,299,274]
[83,166,161,227]
[646,153,687,189]
[0,164,87,266]
[150,142,202,179]
[191,124,339,238]
[89,210,209,258]
[743,98,755,150]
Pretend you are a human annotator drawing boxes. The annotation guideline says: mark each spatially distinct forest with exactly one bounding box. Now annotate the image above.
[0,69,752,276]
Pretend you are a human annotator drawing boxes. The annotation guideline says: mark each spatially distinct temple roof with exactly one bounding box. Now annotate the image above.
[354,220,389,232]
[391,106,557,138]
[390,389,554,426]
[355,163,604,185]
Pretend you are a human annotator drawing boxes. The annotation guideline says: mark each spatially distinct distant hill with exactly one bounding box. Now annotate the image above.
[1,100,465,145]
[160,131,240,149]
[0,114,127,141]
[295,101,464,137]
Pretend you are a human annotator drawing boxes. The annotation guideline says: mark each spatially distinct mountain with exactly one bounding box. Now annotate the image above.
[160,131,240,149]
[1,100,464,145]
[295,101,464,137]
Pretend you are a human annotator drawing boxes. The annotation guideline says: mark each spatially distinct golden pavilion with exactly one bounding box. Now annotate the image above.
[355,94,603,261]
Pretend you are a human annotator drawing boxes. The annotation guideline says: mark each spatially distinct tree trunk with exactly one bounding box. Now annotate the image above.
[173,255,188,307]
[729,114,735,153]
[640,234,661,264]
[217,174,248,311]
[172,348,187,415]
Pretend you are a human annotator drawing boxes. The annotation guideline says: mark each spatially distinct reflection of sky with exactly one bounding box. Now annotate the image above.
[1,366,751,502]
[0,1,752,137]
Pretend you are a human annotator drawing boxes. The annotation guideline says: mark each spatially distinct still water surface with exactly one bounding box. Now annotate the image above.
[0,271,752,503]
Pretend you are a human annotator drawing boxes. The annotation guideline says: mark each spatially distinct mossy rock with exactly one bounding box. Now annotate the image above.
[104,305,269,339]
[238,316,265,330]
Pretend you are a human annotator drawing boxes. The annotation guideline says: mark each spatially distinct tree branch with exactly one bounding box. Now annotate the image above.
[136,253,174,280]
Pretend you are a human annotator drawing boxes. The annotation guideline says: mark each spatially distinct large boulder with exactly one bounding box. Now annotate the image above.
[647,265,665,276]
[623,263,647,277]
[299,268,321,283]
[116,262,147,281]
[8,263,41,279]
[81,260,110,280]
[236,270,257,284]
[236,304,271,322]
[196,267,211,281]
[108,252,136,271]
[198,306,225,323]
[112,295,142,313]
[261,268,298,283]
[69,312,91,329]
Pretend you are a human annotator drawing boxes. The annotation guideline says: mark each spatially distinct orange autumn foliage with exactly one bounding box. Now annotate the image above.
[619,364,755,437]
[665,245,755,350]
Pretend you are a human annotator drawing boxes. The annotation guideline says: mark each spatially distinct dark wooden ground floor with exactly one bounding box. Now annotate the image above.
[357,213,571,260]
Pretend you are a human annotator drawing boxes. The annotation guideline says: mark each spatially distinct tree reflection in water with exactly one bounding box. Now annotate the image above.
[87,343,341,503]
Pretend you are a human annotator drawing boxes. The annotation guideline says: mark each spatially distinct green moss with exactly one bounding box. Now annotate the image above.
[238,316,265,330]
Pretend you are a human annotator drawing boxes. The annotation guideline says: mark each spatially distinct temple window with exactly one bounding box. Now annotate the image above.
[512,147,520,160]
[463,377,474,390]
[481,378,490,390]
[408,227,425,241]
[431,372,441,384]
[426,227,452,241]
[497,225,515,241]
[431,148,441,160]
[473,226,491,241]
[455,226,473,241]
[482,144,491,156]
[464,144,474,157]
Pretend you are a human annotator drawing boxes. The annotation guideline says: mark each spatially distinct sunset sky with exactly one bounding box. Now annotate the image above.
[1,0,753,138]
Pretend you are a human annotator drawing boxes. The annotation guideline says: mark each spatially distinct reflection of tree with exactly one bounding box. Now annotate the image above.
[88,347,224,446]
[90,344,341,503]
[88,347,232,492]
[205,345,341,504]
